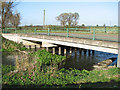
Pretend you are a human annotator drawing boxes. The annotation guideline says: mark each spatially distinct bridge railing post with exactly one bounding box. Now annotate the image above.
[89,26,91,32]
[34,28,37,34]
[105,26,106,33]
[67,28,69,37]
[92,28,95,40]
[48,28,50,36]
[24,29,26,34]
[6,28,7,33]
[15,28,16,34]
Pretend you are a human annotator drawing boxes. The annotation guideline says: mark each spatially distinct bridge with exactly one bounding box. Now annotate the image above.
[2,32,120,67]
[1,27,119,67]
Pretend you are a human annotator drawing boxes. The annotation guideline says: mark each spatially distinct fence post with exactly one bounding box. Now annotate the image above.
[105,26,106,33]
[34,28,37,34]
[5,28,7,33]
[75,27,77,32]
[48,28,50,36]
[93,28,95,40]
[24,29,25,34]
[15,28,16,33]
[67,28,69,37]
[89,26,91,32]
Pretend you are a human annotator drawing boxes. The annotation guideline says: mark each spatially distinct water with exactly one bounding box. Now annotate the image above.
[2,47,117,71]
[59,49,117,70]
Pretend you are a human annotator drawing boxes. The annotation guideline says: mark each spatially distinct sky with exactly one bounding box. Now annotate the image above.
[14,1,118,26]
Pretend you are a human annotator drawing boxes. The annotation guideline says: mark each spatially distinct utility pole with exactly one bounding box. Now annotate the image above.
[43,9,45,29]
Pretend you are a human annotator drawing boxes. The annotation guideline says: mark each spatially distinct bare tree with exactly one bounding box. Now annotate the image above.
[56,12,79,26]
[10,11,20,28]
[72,12,79,26]
[67,13,73,26]
[1,0,20,30]
[56,13,68,26]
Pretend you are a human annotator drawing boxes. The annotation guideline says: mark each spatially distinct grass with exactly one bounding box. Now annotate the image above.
[1,36,28,52]
[2,49,120,88]
[5,26,118,34]
[2,64,120,88]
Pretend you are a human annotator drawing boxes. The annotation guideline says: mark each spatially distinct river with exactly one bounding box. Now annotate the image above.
[2,47,117,70]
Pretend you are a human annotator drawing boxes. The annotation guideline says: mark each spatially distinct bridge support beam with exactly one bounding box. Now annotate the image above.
[53,48,55,55]
[75,48,77,52]
[117,49,120,67]
[46,47,49,52]
[70,48,72,55]
[58,47,61,55]
[64,48,67,55]
[88,50,91,55]
[35,45,37,51]
[79,48,82,55]
[29,45,31,50]
[40,44,42,48]
[84,49,87,55]
[92,50,95,55]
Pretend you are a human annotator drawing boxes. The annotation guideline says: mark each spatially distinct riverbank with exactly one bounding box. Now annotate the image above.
[2,36,120,89]
[1,36,28,52]
[93,58,117,70]
[2,64,120,88]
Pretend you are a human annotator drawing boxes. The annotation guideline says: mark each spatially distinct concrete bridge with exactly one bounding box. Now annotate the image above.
[2,33,120,67]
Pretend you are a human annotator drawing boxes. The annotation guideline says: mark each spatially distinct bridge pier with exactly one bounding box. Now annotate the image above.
[84,49,87,55]
[74,48,77,57]
[29,45,31,50]
[79,48,82,55]
[40,44,42,48]
[46,47,49,52]
[53,48,55,55]
[92,50,95,55]
[88,50,91,55]
[58,47,61,55]
[64,48,67,55]
[70,48,72,55]
[35,45,37,51]
[75,48,77,52]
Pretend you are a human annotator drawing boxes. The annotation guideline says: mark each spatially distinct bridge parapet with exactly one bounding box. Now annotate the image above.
[18,34,118,49]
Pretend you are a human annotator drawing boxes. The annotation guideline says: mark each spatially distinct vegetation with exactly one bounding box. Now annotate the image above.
[2,63,120,88]
[1,0,20,30]
[2,36,120,88]
[1,36,27,52]
[56,12,79,26]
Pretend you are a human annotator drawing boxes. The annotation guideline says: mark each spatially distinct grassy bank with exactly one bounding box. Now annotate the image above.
[2,37,120,88]
[1,36,28,51]
[2,50,120,88]
[2,64,120,88]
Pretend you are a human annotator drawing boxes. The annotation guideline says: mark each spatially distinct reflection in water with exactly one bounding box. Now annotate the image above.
[2,47,117,71]
[59,47,117,70]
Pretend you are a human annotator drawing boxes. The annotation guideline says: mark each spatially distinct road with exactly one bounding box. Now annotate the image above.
[28,32,118,42]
